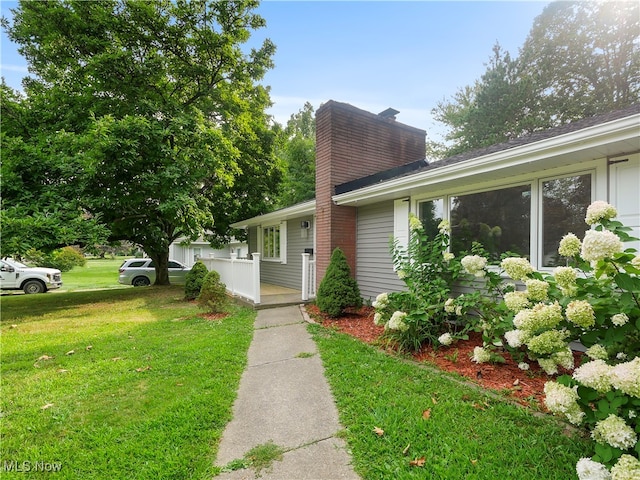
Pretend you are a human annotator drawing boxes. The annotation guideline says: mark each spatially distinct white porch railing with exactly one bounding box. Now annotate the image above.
[200,252,261,305]
[301,253,316,301]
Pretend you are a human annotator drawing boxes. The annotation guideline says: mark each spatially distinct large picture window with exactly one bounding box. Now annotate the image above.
[541,174,591,267]
[450,185,531,261]
[418,198,444,238]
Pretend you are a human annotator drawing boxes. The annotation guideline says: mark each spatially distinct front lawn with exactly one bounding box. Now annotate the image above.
[1,287,255,479]
[311,324,591,479]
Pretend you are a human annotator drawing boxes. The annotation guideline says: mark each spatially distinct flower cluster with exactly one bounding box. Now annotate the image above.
[386,311,409,332]
[471,346,492,363]
[592,414,637,450]
[500,257,534,281]
[513,302,563,332]
[372,292,388,310]
[461,255,487,277]
[503,291,530,312]
[437,219,451,235]
[527,329,570,356]
[573,360,612,393]
[576,458,611,480]
[558,233,582,257]
[544,382,585,425]
[409,214,423,232]
[610,357,640,398]
[553,266,578,296]
[585,201,618,225]
[585,344,609,361]
[438,332,453,346]
[565,300,596,328]
[611,455,640,480]
[611,313,629,327]
[581,230,624,264]
[525,279,549,301]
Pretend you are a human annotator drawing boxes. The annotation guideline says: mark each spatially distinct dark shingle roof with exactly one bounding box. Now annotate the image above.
[335,104,640,195]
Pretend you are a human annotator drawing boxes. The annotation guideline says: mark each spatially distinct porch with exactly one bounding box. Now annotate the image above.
[233,283,312,310]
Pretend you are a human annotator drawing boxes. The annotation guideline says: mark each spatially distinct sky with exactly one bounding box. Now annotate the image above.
[0,1,550,142]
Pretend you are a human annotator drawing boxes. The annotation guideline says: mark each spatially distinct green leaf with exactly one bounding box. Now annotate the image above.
[594,443,613,463]
[614,273,640,293]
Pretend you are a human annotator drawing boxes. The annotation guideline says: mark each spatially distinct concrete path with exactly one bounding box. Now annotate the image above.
[215,305,359,480]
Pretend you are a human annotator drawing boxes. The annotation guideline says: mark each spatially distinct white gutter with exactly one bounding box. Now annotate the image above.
[333,113,639,205]
[231,200,316,229]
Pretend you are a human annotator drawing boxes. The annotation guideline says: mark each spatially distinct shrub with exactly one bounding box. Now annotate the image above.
[184,261,208,300]
[28,246,87,272]
[316,248,362,317]
[197,270,229,313]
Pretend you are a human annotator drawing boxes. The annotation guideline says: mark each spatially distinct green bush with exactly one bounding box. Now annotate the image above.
[197,270,229,313]
[27,246,87,272]
[316,248,362,317]
[184,261,208,300]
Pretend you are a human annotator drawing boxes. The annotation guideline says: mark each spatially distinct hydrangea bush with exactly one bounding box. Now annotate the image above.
[494,201,640,477]
[373,214,471,352]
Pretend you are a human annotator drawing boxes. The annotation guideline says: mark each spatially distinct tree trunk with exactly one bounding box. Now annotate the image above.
[150,249,171,285]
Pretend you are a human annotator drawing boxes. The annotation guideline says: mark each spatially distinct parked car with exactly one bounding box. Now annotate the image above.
[118,258,191,287]
[0,258,63,294]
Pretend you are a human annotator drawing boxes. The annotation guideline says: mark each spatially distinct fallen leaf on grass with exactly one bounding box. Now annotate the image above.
[65,350,75,356]
[431,396,438,404]
[10,324,18,329]
[409,457,425,467]
[86,345,93,351]
[57,369,68,374]
[402,443,411,456]
[422,409,431,420]
[135,366,152,372]
[111,357,122,361]
[37,355,54,362]
[41,403,54,410]
[471,459,478,465]
[373,426,384,436]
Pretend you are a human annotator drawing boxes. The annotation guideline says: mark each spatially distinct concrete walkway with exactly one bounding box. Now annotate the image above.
[215,305,359,480]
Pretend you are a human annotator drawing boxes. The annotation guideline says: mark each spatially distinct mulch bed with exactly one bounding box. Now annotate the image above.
[306,304,580,408]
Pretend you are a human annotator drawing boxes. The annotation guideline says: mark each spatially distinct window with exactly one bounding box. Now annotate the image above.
[418,198,444,238]
[261,222,287,262]
[450,184,531,261]
[541,174,591,267]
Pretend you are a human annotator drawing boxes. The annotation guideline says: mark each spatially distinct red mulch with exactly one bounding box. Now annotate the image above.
[306,304,579,409]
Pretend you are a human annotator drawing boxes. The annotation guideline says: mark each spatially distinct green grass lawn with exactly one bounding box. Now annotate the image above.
[59,257,130,292]
[1,287,255,479]
[310,324,591,480]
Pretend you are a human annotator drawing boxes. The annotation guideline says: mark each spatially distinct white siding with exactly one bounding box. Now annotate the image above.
[356,202,406,301]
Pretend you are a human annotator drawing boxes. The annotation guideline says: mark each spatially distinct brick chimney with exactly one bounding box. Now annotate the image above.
[315,100,426,285]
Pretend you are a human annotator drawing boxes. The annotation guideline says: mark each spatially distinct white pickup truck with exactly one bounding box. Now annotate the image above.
[0,258,63,294]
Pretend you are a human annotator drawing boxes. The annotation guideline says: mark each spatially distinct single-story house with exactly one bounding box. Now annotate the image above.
[231,100,640,302]
[169,236,248,267]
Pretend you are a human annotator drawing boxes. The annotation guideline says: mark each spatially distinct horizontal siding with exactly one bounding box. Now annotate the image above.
[260,215,315,290]
[356,202,406,301]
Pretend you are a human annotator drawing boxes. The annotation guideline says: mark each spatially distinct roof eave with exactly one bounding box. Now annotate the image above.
[231,200,317,229]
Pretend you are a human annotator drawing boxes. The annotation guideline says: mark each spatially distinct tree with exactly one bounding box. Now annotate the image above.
[432,1,639,156]
[316,248,362,317]
[1,0,280,284]
[275,102,316,208]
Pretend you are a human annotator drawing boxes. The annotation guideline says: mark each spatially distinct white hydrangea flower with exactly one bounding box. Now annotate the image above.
[559,233,582,258]
[611,454,640,480]
[544,381,585,425]
[552,347,575,370]
[518,362,530,371]
[573,360,612,393]
[471,346,492,363]
[438,333,454,346]
[461,255,487,277]
[444,298,455,313]
[442,251,455,262]
[408,213,423,232]
[538,357,559,375]
[610,357,640,398]
[527,329,570,356]
[373,312,384,326]
[585,201,617,225]
[585,344,609,361]
[504,291,530,312]
[525,279,549,302]
[566,300,596,328]
[455,305,463,316]
[504,329,525,348]
[611,313,629,327]
[632,255,640,269]
[581,230,624,264]
[576,457,611,480]
[438,219,451,235]
[553,266,578,296]
[592,414,637,450]
[386,311,409,332]
[500,257,535,281]
[372,292,388,310]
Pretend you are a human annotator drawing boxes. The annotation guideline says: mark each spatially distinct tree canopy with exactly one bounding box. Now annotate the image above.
[1,0,281,284]
[431,1,639,156]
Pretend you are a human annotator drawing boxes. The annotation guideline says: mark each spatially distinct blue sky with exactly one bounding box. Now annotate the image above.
[1,1,549,141]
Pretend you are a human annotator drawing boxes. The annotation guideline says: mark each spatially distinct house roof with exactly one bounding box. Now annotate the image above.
[334,104,640,206]
[335,104,640,196]
[231,199,316,229]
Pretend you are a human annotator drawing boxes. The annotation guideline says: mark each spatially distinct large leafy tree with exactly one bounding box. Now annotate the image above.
[275,102,316,208]
[432,1,639,156]
[2,0,280,284]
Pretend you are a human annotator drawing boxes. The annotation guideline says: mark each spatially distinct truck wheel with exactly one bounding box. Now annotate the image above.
[132,276,151,287]
[23,280,46,294]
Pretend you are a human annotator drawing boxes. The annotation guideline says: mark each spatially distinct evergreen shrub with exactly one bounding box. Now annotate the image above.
[316,248,362,317]
[197,270,229,313]
[184,261,208,300]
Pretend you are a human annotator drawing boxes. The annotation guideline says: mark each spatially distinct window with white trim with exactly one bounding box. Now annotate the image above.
[260,221,287,263]
[414,171,593,268]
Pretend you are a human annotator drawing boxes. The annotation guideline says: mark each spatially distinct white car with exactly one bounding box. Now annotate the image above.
[118,258,191,287]
[0,258,63,294]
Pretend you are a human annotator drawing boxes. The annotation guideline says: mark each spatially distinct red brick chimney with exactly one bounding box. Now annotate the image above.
[315,100,426,284]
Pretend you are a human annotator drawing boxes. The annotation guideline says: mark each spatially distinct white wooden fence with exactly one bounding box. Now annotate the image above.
[200,253,261,305]
[301,253,316,301]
